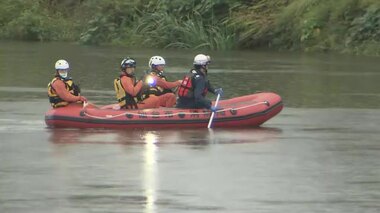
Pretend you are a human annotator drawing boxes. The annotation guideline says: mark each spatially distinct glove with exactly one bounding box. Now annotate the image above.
[210,106,221,113]
[214,88,223,96]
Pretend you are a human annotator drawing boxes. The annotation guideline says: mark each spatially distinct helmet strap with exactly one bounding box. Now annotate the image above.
[200,67,208,75]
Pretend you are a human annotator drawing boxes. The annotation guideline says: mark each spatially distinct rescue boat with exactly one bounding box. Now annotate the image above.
[45,92,283,129]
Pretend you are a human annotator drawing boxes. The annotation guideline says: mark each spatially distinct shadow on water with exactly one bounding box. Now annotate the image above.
[47,127,283,146]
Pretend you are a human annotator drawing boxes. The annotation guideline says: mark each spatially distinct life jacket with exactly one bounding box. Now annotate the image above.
[47,76,81,108]
[178,69,208,98]
[114,73,139,109]
[140,70,173,99]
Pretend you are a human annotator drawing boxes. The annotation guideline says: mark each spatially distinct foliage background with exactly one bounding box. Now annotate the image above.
[0,0,379,55]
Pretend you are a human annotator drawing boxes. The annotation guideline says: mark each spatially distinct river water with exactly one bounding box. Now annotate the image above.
[0,41,379,213]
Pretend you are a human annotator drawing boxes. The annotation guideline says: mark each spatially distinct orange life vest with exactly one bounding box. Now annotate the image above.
[47,77,80,108]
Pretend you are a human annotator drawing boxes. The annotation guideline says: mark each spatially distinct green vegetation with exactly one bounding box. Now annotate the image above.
[0,0,379,55]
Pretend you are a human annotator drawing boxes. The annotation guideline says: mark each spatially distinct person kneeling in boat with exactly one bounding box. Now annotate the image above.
[176,54,223,111]
[47,59,87,108]
[139,56,182,107]
[114,57,160,109]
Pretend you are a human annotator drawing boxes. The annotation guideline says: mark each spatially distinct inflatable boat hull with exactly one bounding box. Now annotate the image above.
[45,92,283,129]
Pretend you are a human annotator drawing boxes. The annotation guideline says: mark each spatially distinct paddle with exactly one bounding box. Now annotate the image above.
[207,93,221,129]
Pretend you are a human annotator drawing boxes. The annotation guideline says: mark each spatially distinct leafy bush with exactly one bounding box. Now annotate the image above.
[99,0,237,49]
[0,0,76,41]
[0,0,379,55]
[270,0,380,54]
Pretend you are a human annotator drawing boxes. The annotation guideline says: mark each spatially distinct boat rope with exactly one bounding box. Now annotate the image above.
[82,101,269,120]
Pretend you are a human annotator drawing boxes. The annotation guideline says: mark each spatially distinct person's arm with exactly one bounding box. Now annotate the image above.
[207,79,223,96]
[121,76,143,96]
[207,80,216,94]
[52,80,85,102]
[193,77,212,109]
[156,78,181,89]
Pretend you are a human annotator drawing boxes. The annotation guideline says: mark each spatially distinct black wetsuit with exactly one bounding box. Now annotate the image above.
[176,69,215,109]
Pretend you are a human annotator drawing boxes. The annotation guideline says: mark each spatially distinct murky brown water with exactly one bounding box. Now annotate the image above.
[1,41,380,212]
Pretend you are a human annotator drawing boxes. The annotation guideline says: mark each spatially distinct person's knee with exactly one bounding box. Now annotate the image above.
[165,93,176,100]
[140,96,159,108]
[167,93,176,100]
[161,93,176,107]
[149,95,159,101]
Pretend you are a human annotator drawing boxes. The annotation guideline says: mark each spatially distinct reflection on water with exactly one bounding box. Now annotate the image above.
[46,127,282,212]
[47,128,282,145]
[47,128,282,212]
[142,132,158,213]
[43,128,283,213]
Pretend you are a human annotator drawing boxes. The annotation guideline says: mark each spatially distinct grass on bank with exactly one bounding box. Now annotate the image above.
[0,0,379,56]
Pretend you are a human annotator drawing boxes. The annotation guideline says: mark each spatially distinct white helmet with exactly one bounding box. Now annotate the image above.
[149,56,166,68]
[193,54,211,66]
[55,59,69,70]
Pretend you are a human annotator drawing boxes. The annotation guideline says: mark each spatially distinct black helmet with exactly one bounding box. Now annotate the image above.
[121,57,136,70]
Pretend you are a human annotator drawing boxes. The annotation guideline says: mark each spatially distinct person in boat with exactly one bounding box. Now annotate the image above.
[176,54,223,111]
[139,56,182,107]
[47,59,87,108]
[114,57,160,109]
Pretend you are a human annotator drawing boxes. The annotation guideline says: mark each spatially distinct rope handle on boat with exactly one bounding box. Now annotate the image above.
[82,101,270,120]
[83,101,89,109]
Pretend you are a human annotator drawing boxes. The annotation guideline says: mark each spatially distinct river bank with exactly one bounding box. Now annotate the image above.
[1,0,379,56]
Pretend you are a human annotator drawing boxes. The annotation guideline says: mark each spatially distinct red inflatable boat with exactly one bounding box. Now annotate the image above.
[45,92,283,129]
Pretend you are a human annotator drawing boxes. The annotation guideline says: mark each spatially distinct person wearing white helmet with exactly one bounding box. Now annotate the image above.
[176,54,223,110]
[139,56,182,107]
[47,59,87,108]
[114,57,160,109]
